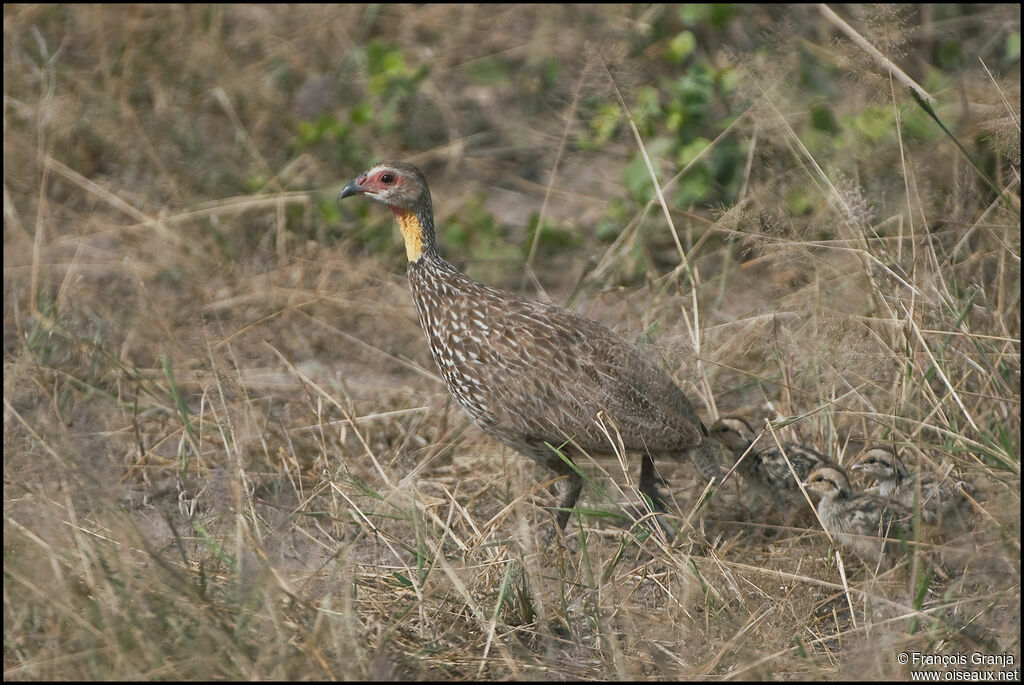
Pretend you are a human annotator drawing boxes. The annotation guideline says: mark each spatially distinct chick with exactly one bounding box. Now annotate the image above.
[709,416,832,523]
[852,446,974,527]
[802,464,912,565]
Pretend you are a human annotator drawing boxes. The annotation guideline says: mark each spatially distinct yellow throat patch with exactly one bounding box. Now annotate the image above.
[394,210,424,262]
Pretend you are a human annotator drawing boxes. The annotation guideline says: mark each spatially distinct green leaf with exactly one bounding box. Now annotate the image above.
[846,106,893,141]
[936,38,963,67]
[678,4,710,25]
[677,136,711,166]
[379,51,406,75]
[318,198,341,223]
[667,31,696,64]
[624,137,673,202]
[590,103,622,148]
[709,4,735,26]
[542,57,561,90]
[673,170,711,207]
[1006,31,1020,64]
[350,102,373,125]
[811,104,839,133]
[245,174,266,193]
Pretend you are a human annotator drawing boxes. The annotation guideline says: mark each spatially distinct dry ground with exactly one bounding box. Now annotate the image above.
[4,4,1020,680]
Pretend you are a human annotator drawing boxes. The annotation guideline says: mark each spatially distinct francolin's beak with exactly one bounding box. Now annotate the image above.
[338,177,365,201]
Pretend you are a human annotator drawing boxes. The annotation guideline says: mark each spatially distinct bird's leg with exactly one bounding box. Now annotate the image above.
[639,453,678,538]
[639,452,669,509]
[554,470,584,531]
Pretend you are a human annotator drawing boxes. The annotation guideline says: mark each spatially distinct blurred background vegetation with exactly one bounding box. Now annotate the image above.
[5,5,1019,280]
[4,4,1020,680]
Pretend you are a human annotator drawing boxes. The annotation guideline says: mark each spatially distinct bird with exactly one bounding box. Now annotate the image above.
[851,446,975,527]
[337,160,723,533]
[708,416,833,523]
[801,464,912,565]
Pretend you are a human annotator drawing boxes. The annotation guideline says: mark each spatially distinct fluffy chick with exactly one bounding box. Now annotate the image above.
[852,446,975,527]
[709,416,832,523]
[802,464,912,565]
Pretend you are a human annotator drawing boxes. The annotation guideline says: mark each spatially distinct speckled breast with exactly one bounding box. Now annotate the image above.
[407,258,502,430]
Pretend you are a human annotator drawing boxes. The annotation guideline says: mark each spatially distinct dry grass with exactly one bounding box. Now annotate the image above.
[4,4,1020,680]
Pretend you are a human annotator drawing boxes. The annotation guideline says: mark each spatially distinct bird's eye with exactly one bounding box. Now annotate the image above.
[381,173,394,184]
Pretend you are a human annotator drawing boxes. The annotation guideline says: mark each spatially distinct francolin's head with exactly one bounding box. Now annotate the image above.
[851,446,907,483]
[339,161,434,262]
[708,416,756,452]
[802,465,853,500]
[338,160,430,208]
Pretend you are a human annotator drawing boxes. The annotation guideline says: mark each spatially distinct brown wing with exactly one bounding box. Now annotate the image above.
[409,258,706,460]
[472,291,706,456]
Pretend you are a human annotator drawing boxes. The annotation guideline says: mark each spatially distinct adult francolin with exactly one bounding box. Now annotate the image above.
[338,161,722,532]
